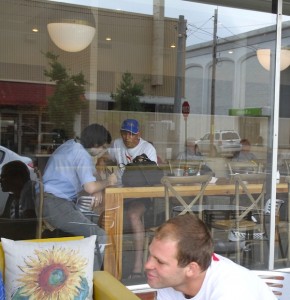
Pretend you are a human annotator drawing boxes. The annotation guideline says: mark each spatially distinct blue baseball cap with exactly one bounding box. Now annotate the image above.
[120,119,139,134]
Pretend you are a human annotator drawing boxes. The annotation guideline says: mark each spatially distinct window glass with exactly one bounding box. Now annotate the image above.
[1,0,289,292]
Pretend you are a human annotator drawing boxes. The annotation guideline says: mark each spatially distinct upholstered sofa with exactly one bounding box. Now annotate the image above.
[0,236,139,300]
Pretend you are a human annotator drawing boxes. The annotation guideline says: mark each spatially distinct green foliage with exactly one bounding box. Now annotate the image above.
[43,51,88,137]
[111,72,145,111]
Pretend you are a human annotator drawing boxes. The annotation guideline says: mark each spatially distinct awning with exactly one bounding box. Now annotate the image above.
[0,81,55,106]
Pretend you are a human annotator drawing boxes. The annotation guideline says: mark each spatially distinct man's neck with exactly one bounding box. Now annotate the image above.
[181,269,207,299]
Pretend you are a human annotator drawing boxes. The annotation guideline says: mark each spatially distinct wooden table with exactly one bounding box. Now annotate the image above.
[104,182,288,279]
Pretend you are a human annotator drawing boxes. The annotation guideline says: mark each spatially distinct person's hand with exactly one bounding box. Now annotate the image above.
[91,191,103,209]
[107,173,117,186]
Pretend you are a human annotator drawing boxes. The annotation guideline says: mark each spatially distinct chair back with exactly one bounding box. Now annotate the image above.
[161,174,212,219]
[251,270,290,299]
[264,199,284,216]
[34,167,44,238]
[232,172,266,222]
[228,161,259,177]
[284,159,290,175]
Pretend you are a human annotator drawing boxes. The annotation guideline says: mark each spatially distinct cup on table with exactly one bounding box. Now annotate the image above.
[174,168,183,177]
[76,196,95,212]
[106,165,123,186]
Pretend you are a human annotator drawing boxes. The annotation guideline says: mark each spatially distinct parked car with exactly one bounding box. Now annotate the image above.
[197,130,241,157]
[0,146,36,216]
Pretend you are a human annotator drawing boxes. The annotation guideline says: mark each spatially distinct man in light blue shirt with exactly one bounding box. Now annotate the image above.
[37,123,117,269]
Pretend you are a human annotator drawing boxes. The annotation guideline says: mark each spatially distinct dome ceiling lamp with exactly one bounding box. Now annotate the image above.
[47,7,96,52]
[257,48,290,71]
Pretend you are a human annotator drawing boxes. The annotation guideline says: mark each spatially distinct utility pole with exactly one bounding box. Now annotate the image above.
[210,8,218,157]
[174,15,186,113]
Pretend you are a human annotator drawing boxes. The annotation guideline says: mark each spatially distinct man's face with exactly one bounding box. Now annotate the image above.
[87,144,108,159]
[145,237,187,291]
[120,130,140,148]
[186,143,196,154]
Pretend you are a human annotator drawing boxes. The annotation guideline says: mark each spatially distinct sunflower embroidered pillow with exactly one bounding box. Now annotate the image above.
[1,235,96,300]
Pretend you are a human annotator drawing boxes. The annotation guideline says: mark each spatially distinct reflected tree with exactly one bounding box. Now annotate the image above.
[111,72,144,111]
[43,51,87,138]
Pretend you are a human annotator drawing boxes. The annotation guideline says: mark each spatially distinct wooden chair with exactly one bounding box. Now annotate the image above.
[35,167,61,238]
[283,176,290,260]
[284,159,290,175]
[143,174,212,266]
[251,199,285,258]
[161,174,212,220]
[251,270,290,299]
[213,171,267,265]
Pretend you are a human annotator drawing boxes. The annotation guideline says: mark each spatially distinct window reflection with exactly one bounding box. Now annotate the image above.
[0,0,290,290]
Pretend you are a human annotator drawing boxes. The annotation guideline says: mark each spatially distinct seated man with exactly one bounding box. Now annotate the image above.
[145,214,276,300]
[38,123,117,270]
[0,160,36,219]
[232,138,257,161]
[108,119,157,278]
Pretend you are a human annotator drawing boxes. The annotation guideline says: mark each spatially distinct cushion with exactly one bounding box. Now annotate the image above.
[1,235,96,300]
[0,271,4,300]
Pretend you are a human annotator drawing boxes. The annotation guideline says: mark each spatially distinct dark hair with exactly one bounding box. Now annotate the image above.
[80,123,112,148]
[2,160,30,181]
[240,138,251,146]
[154,214,213,270]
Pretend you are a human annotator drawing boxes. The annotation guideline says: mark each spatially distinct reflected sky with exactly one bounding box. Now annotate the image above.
[47,0,280,46]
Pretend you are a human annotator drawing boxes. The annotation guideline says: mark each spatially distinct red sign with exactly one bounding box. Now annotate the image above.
[182,101,190,117]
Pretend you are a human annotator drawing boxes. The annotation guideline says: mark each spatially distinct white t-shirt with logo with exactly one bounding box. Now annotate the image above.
[109,137,157,165]
[157,254,276,300]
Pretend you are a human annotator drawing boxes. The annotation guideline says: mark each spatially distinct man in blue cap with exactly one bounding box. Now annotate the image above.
[109,118,157,278]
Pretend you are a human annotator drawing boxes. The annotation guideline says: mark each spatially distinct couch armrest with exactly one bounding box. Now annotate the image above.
[93,271,140,300]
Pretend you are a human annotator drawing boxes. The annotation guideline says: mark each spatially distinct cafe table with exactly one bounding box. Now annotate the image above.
[103,181,288,279]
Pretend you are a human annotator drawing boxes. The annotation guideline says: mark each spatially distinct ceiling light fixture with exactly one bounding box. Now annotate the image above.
[47,6,96,53]
[257,48,290,71]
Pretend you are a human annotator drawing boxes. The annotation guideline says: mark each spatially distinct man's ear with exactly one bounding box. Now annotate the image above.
[186,262,202,278]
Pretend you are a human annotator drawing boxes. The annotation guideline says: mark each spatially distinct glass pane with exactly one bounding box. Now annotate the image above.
[1,0,289,293]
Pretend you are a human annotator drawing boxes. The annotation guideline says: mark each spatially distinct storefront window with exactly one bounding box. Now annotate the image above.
[1,0,290,293]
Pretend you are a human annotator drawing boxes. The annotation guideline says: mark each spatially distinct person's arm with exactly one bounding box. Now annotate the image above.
[84,173,117,208]
[83,173,117,195]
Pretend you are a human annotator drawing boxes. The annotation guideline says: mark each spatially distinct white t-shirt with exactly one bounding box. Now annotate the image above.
[108,137,157,165]
[157,254,276,300]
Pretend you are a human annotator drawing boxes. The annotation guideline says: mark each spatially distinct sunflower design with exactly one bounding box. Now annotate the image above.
[11,246,90,300]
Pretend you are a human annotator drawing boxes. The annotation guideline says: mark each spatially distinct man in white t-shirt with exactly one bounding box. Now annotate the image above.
[145,214,276,300]
[109,119,157,278]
